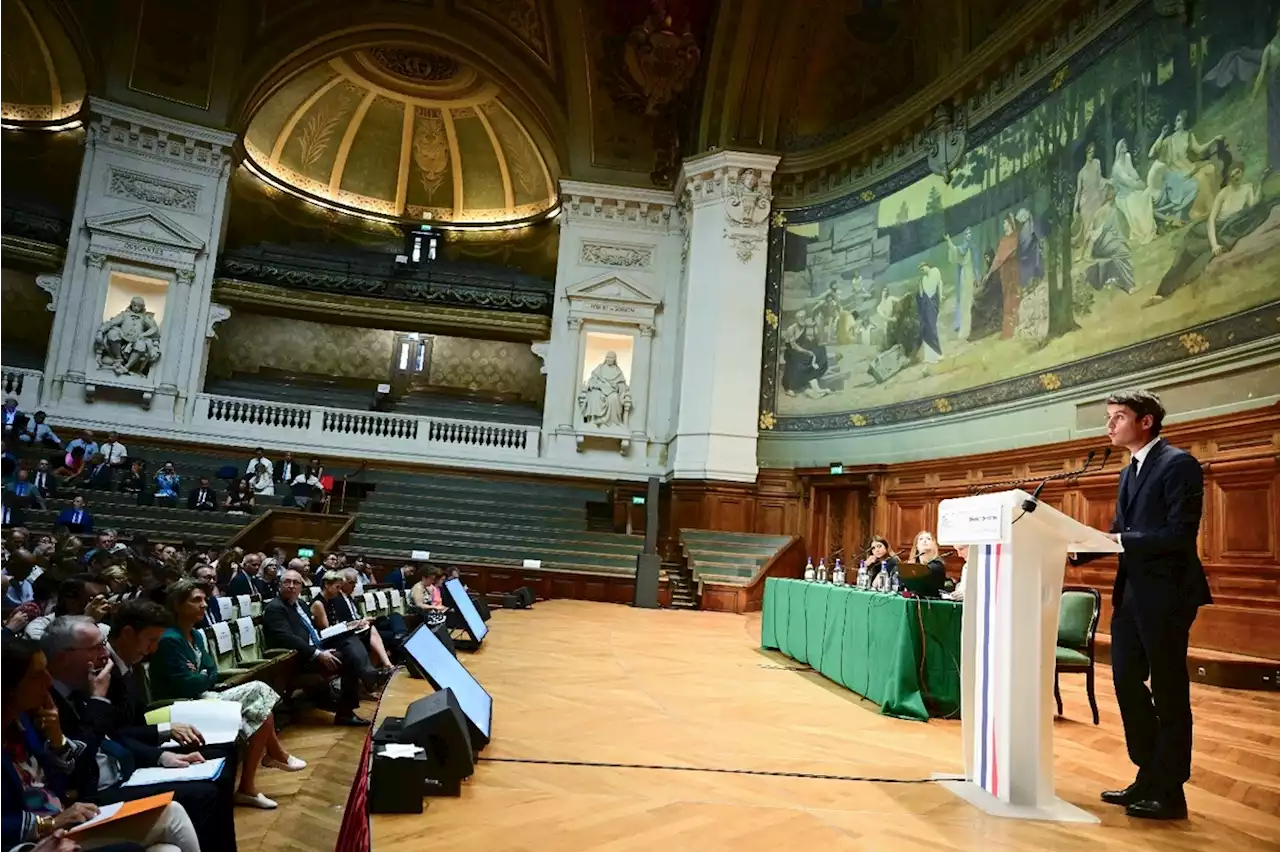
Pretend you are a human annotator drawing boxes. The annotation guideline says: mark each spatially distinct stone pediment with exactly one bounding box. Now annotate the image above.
[564,272,660,307]
[84,208,205,251]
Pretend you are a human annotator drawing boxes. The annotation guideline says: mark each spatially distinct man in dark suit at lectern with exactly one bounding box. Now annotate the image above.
[1074,389,1210,820]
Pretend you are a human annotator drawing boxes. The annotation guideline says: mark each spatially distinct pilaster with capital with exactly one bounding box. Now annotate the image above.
[670,150,780,482]
[42,98,236,423]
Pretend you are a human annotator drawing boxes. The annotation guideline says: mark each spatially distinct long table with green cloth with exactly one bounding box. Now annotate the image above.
[760,577,963,721]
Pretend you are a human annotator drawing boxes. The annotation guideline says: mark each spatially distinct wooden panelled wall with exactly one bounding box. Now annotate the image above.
[662,406,1280,658]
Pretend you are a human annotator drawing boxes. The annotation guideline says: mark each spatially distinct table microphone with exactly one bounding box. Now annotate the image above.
[1021,449,1098,514]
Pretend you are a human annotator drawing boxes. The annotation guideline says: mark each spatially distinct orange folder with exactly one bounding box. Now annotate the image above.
[68,792,175,834]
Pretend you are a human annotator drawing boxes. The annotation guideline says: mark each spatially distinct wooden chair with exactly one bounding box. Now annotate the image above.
[1054,585,1101,725]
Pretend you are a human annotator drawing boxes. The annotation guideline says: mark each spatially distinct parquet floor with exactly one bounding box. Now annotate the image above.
[245,600,1280,852]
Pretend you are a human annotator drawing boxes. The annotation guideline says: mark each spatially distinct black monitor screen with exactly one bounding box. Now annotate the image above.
[401,625,492,742]
[444,578,488,641]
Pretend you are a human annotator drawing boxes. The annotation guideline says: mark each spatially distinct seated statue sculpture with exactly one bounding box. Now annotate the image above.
[95,296,161,376]
[578,351,632,429]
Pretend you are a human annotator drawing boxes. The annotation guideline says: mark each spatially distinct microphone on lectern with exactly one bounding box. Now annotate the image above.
[1021,449,1098,514]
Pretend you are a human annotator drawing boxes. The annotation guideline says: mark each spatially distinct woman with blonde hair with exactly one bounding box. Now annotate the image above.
[908,530,949,594]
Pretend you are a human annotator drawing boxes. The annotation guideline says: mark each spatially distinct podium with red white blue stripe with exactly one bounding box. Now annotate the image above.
[935,490,1121,823]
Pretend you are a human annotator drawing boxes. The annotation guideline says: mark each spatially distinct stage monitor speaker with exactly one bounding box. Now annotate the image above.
[502,586,534,609]
[402,625,493,749]
[401,688,475,796]
[633,553,661,609]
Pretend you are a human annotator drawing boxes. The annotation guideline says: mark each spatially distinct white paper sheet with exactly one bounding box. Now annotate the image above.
[160,700,242,747]
[374,591,388,610]
[122,757,226,786]
[319,623,351,640]
[235,616,256,647]
[217,596,234,621]
[209,621,233,655]
[389,589,403,607]
[363,592,376,611]
[235,594,252,615]
[70,801,124,831]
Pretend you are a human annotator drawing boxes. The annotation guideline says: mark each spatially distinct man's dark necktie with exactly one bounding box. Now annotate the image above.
[1124,458,1140,502]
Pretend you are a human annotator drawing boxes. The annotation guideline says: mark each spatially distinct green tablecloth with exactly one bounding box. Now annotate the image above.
[760,577,962,722]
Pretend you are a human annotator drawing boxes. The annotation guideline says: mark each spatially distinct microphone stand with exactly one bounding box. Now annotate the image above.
[1020,449,1100,514]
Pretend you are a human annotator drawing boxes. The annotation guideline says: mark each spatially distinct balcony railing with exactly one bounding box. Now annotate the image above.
[1,367,43,412]
[194,393,539,461]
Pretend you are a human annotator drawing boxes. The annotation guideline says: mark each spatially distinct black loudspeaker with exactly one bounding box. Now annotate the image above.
[633,553,661,609]
[502,586,534,609]
[401,688,475,796]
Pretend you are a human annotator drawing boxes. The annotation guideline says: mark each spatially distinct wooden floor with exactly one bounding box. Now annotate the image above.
[243,600,1280,851]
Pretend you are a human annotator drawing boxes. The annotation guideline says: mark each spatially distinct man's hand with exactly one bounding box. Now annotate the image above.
[317,650,340,672]
[159,751,206,768]
[88,658,114,698]
[34,693,64,748]
[51,801,98,829]
[4,609,31,632]
[168,722,205,747]
[85,595,112,622]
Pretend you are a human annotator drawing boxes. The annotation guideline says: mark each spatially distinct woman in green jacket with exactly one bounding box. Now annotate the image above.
[151,578,305,809]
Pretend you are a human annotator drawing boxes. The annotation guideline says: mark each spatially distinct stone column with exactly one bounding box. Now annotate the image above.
[42,98,235,424]
[670,150,780,483]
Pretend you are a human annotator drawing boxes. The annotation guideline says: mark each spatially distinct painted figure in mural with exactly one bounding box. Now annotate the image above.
[916,263,943,364]
[1014,208,1043,289]
[943,228,978,338]
[969,248,1003,342]
[1074,142,1107,256]
[814,283,843,344]
[1111,138,1158,245]
[781,309,832,397]
[1251,14,1280,171]
[1084,184,1136,294]
[94,296,161,376]
[1156,163,1278,299]
[985,214,1022,340]
[579,351,632,428]
[1148,110,1224,221]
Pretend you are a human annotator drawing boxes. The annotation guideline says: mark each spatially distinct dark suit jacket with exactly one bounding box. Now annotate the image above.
[384,568,407,590]
[84,463,113,490]
[187,486,218,510]
[31,470,56,498]
[262,596,320,663]
[49,686,159,797]
[1079,439,1211,614]
[226,569,255,597]
[55,508,94,534]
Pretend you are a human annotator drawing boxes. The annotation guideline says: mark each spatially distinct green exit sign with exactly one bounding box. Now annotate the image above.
[830,464,844,475]
[631,495,646,505]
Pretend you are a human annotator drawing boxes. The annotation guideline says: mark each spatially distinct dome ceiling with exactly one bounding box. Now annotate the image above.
[244,45,557,226]
[1,0,86,126]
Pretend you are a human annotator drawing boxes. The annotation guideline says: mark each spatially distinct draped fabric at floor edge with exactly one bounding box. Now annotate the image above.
[760,578,962,722]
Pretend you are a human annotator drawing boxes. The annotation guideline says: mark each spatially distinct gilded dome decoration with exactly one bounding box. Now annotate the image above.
[0,0,87,127]
[243,45,558,227]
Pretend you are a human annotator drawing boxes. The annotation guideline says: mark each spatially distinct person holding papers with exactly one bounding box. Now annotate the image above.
[309,572,392,684]
[39,617,230,850]
[2,633,201,852]
[150,579,304,810]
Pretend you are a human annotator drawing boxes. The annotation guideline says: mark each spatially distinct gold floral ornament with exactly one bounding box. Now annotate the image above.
[1179,332,1210,355]
[764,309,779,329]
[759,411,776,430]
[849,414,867,427]
[859,190,876,202]
[933,397,953,414]
[771,210,787,227]
[1039,372,1062,391]
[1048,65,1069,93]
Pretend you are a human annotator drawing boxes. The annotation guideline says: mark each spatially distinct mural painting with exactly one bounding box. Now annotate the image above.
[767,3,1280,429]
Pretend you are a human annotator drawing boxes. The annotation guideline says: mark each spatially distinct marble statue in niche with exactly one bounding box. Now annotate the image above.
[95,297,161,376]
[579,352,632,428]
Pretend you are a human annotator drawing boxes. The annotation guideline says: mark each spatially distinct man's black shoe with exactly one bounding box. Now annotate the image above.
[1100,782,1145,806]
[1125,798,1188,820]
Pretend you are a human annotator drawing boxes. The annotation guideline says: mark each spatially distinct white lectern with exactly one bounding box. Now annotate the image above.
[934,489,1122,823]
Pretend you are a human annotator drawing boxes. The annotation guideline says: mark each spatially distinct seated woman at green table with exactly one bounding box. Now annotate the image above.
[907,530,949,594]
[865,536,899,590]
